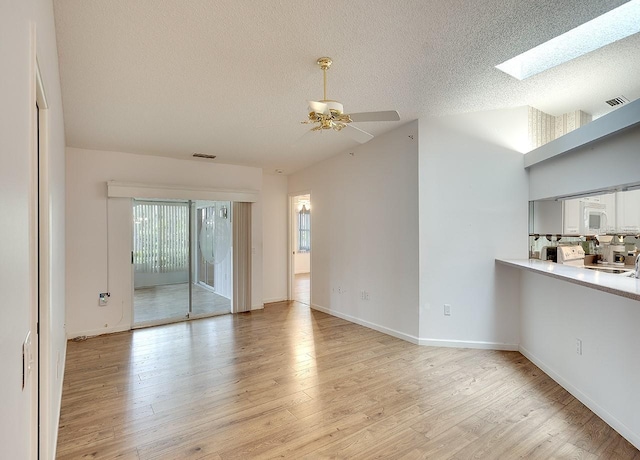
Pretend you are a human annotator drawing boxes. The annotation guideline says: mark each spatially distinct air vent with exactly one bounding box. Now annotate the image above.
[192,153,216,160]
[605,96,629,107]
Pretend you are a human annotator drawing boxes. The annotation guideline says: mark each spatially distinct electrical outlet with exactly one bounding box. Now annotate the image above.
[576,338,582,355]
[444,304,451,316]
[364,291,370,301]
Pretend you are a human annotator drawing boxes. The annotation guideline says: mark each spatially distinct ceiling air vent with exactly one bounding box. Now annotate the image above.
[192,153,216,160]
[605,96,630,107]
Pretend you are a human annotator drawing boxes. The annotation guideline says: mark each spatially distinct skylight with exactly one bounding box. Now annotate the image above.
[496,0,640,80]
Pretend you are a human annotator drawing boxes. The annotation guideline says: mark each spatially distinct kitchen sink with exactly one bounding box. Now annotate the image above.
[584,266,635,276]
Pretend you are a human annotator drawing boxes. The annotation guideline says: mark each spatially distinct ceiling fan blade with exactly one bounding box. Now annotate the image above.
[348,110,400,122]
[308,100,331,115]
[344,124,374,144]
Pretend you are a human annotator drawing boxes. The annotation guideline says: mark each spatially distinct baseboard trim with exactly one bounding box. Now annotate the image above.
[262,298,287,305]
[310,304,519,351]
[310,304,420,344]
[520,345,640,450]
[67,324,131,340]
[419,338,519,351]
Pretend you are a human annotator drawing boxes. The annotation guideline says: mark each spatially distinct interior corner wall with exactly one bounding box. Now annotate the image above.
[418,114,528,349]
[528,124,640,200]
[65,148,263,337]
[1,0,67,458]
[262,173,288,304]
[288,121,420,342]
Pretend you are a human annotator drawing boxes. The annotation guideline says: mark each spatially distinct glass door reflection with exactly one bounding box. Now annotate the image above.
[192,201,232,318]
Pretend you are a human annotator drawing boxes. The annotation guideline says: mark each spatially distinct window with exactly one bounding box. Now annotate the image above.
[298,204,310,253]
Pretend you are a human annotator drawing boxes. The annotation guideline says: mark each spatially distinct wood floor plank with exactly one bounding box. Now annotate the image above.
[56,302,639,459]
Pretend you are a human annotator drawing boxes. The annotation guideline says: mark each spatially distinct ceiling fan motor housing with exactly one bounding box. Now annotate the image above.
[321,100,343,115]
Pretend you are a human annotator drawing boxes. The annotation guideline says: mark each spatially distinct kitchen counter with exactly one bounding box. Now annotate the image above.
[496,258,640,301]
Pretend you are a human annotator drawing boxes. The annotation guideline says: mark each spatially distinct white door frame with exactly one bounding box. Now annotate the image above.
[33,55,51,460]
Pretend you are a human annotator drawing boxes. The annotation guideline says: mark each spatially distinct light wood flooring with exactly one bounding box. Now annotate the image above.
[134,283,230,325]
[294,272,310,305]
[57,302,639,459]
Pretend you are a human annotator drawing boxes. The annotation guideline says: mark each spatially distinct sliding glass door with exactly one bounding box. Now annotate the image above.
[132,199,232,327]
[133,201,189,324]
[192,201,232,317]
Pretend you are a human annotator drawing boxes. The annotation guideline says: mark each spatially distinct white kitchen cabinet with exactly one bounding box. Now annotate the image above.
[599,192,617,233]
[563,198,580,234]
[563,193,616,235]
[616,189,640,233]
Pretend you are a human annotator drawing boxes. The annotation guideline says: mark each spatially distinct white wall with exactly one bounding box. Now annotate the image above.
[262,174,288,303]
[66,148,263,337]
[0,0,67,458]
[418,115,529,349]
[288,121,420,341]
[520,271,640,448]
[528,124,640,200]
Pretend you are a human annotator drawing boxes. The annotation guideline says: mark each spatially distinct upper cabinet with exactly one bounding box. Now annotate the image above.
[559,190,639,235]
[599,193,617,233]
[616,189,640,233]
[562,199,580,234]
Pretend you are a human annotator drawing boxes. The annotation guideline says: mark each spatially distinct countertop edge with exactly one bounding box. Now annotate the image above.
[496,259,640,302]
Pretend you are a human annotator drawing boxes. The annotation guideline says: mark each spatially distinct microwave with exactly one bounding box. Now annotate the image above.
[580,202,607,235]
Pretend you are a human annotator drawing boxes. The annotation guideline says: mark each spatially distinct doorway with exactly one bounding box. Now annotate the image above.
[132,199,232,327]
[290,194,311,305]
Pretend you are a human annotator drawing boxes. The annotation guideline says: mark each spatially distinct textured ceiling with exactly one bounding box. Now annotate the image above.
[53,0,640,174]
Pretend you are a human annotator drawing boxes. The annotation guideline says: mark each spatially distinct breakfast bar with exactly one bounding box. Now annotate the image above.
[496,258,640,301]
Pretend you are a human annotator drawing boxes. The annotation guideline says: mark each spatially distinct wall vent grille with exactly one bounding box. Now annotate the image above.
[192,153,217,159]
[605,96,630,107]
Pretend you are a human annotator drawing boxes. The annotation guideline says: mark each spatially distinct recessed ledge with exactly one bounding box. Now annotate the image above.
[524,98,640,169]
[496,258,640,302]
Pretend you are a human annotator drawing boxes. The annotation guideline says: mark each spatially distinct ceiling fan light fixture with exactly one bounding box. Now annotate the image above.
[299,56,400,144]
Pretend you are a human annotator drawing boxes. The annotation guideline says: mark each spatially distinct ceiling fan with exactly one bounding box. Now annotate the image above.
[301,57,400,144]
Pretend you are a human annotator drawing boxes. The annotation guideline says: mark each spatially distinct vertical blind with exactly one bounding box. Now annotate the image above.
[232,202,252,313]
[133,202,189,273]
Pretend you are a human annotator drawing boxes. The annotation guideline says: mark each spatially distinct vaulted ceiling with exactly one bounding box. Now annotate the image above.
[53,0,640,174]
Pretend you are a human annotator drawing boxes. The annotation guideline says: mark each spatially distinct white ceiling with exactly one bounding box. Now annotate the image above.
[53,0,640,174]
